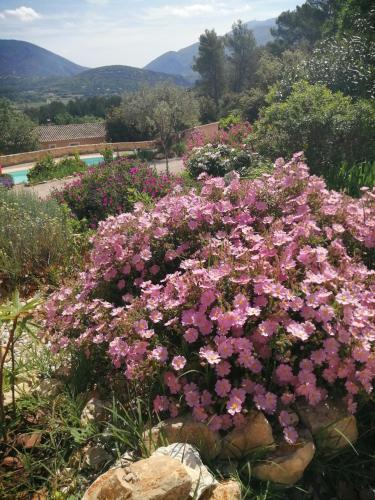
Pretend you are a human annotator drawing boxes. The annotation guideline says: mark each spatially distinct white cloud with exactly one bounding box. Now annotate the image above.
[85,0,110,5]
[0,6,41,22]
[142,1,253,21]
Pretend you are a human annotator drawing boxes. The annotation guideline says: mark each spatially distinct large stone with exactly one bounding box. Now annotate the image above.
[200,480,241,500]
[80,397,109,427]
[82,454,192,500]
[220,411,275,459]
[143,417,221,460]
[152,443,217,498]
[252,431,315,485]
[296,399,358,450]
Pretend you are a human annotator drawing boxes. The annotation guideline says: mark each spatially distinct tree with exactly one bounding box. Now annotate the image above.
[106,85,199,171]
[225,20,258,92]
[253,81,375,176]
[0,99,38,155]
[193,29,226,106]
[270,0,337,52]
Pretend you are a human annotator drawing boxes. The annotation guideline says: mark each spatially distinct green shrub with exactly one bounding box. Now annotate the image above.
[219,113,241,130]
[100,147,114,164]
[170,141,186,158]
[27,153,86,184]
[136,149,155,162]
[253,81,375,177]
[0,189,78,294]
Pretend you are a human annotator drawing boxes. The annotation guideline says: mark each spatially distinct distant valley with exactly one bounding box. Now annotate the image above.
[0,19,275,102]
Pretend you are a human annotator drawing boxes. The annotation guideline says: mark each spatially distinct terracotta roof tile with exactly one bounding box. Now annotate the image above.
[37,123,106,142]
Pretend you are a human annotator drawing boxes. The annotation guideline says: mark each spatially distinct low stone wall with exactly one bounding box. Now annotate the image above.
[0,140,157,167]
[183,122,219,141]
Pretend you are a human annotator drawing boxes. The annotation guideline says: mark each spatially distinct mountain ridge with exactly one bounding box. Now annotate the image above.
[144,18,276,83]
[0,39,87,78]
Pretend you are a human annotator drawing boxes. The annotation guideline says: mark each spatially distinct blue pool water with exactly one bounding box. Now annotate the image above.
[10,169,29,184]
[8,156,104,184]
[83,156,103,166]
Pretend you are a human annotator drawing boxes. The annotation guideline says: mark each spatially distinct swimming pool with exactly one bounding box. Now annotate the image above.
[8,156,104,184]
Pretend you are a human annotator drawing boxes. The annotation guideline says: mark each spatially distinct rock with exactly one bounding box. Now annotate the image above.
[143,417,221,460]
[84,445,112,471]
[220,411,275,459]
[82,454,192,500]
[152,443,217,498]
[200,480,241,500]
[36,378,63,398]
[252,430,315,485]
[111,450,137,469]
[80,397,109,426]
[296,399,358,450]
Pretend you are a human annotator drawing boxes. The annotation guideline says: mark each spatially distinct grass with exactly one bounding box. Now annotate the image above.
[0,188,88,296]
[326,161,375,197]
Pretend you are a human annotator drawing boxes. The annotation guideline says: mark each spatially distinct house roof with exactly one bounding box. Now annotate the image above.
[37,122,106,143]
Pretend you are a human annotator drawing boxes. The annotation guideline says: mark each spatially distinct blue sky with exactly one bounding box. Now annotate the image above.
[0,1,303,67]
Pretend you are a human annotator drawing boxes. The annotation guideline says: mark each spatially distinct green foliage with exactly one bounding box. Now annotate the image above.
[225,20,258,92]
[136,149,155,162]
[0,189,78,294]
[193,29,226,105]
[25,96,121,125]
[270,0,335,53]
[0,98,38,154]
[325,161,375,196]
[27,153,86,184]
[106,85,199,165]
[219,113,242,130]
[170,141,186,158]
[100,147,114,164]
[186,143,266,178]
[253,81,375,177]
[0,291,41,421]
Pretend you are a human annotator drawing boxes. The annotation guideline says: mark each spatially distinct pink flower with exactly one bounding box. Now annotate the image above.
[150,310,162,323]
[184,328,199,343]
[283,426,298,444]
[151,346,168,362]
[215,378,231,397]
[199,347,221,365]
[226,396,243,415]
[172,355,186,371]
[216,361,231,377]
[153,395,169,413]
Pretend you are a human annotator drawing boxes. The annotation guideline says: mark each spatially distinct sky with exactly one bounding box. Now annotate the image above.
[0,1,303,68]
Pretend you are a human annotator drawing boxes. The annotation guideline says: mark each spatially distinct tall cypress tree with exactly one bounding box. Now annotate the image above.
[193,29,226,106]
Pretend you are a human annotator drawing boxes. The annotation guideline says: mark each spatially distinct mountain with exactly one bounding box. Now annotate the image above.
[144,18,276,83]
[0,40,87,78]
[0,64,190,102]
[49,65,190,95]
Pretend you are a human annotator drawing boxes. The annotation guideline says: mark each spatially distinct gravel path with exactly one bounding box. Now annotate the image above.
[13,158,184,200]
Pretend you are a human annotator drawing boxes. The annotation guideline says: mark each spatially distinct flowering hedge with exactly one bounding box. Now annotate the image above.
[44,154,375,442]
[54,158,181,227]
[184,122,268,178]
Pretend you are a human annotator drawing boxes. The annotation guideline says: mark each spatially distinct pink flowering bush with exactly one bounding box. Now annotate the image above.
[54,157,181,227]
[43,153,375,443]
